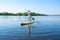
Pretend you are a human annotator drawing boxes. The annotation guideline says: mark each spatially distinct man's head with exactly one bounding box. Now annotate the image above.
[28,10,30,12]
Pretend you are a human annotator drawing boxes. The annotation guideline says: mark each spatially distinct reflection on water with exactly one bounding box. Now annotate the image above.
[20,23,31,36]
[28,24,31,36]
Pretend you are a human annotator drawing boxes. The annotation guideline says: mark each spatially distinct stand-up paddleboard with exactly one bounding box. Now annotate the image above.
[20,22,34,26]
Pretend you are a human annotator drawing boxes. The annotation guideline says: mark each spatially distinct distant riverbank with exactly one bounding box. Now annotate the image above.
[0,12,47,16]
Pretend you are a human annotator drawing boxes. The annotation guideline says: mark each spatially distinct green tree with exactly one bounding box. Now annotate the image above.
[16,12,22,16]
[22,12,28,16]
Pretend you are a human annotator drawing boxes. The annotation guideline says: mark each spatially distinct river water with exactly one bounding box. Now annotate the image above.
[0,16,60,40]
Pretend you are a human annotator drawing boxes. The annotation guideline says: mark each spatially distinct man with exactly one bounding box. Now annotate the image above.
[28,10,34,22]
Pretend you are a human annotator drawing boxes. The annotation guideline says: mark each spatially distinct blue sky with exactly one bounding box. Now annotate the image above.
[0,0,60,15]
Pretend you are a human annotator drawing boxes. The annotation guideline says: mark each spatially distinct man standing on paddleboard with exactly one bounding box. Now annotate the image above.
[28,10,34,22]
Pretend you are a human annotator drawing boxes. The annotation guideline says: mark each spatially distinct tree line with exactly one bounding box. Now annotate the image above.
[0,12,47,16]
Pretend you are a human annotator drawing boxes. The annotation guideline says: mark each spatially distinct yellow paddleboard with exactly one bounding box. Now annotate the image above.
[20,22,32,25]
[20,22,33,26]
